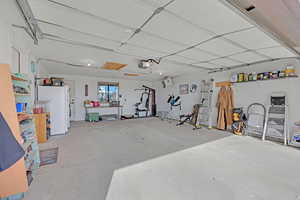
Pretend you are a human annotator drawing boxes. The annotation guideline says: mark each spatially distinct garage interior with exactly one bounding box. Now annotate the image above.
[1,0,300,200]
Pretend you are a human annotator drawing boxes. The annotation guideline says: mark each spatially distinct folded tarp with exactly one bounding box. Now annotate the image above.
[0,112,25,172]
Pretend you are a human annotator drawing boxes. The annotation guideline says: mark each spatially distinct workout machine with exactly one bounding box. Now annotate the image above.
[167,95,181,110]
[195,79,214,129]
[176,104,201,130]
[134,85,156,118]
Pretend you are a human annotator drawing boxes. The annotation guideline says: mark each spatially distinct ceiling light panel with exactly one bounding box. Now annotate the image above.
[192,62,221,69]
[228,51,267,63]
[27,0,131,41]
[143,12,213,46]
[166,0,252,34]
[210,58,243,67]
[128,32,187,53]
[224,28,281,50]
[256,47,296,58]
[197,38,245,57]
[178,48,217,62]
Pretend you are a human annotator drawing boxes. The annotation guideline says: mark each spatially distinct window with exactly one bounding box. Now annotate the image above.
[98,82,119,103]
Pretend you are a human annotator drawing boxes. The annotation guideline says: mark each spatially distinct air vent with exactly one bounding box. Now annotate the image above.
[245,5,255,12]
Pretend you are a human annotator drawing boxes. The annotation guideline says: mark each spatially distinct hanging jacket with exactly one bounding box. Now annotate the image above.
[217,87,227,130]
[0,112,25,172]
[217,86,235,130]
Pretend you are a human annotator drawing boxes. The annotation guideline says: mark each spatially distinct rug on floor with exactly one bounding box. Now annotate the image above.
[39,147,58,167]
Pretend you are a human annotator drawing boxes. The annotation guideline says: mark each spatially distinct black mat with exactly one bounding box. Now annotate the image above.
[39,147,58,167]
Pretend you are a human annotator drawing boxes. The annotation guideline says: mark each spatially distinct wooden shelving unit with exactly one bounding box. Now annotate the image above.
[10,73,40,199]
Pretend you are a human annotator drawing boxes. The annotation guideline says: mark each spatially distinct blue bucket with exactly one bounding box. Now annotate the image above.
[16,103,24,113]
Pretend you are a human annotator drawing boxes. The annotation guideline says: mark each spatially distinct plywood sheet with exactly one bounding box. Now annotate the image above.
[0,64,28,198]
[102,62,127,70]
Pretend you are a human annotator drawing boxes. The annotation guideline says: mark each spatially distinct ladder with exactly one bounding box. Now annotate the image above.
[196,79,214,129]
[262,94,289,145]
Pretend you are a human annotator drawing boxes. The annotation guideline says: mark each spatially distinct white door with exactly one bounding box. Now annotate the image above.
[64,80,76,121]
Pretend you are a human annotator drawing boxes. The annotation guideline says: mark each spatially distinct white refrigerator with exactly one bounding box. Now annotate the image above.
[38,86,70,135]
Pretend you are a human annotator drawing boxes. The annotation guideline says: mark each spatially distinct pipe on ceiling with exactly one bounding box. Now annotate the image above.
[15,0,42,44]
[121,0,176,45]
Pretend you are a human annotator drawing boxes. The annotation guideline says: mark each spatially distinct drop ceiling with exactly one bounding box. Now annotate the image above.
[21,0,298,79]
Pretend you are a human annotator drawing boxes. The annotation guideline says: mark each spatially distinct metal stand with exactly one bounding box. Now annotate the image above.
[262,104,289,145]
[196,79,214,129]
[245,103,266,137]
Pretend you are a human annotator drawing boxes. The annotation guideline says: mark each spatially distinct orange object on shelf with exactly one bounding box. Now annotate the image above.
[33,113,49,144]
[17,113,31,122]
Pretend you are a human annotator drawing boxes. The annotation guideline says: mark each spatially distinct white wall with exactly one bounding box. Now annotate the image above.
[0,20,11,65]
[49,74,153,121]
[155,58,300,129]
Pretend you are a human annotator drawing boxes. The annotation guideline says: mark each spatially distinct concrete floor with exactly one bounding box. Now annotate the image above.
[24,118,229,200]
[106,136,300,200]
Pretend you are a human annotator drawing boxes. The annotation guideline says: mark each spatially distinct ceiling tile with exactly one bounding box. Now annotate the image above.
[224,28,281,50]
[210,58,242,67]
[143,12,213,46]
[39,23,121,49]
[29,0,154,28]
[166,55,197,64]
[192,62,220,69]
[166,0,252,34]
[197,38,245,57]
[129,32,187,53]
[256,47,296,58]
[228,51,267,63]
[28,0,131,41]
[117,44,164,59]
[178,48,217,62]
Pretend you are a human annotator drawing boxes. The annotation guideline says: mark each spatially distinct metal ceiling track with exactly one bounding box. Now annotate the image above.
[159,26,256,61]
[121,0,176,45]
[15,0,42,44]
[208,57,300,74]
[43,34,210,71]
[39,0,263,67]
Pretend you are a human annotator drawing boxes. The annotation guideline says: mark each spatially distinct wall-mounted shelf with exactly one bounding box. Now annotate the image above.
[231,76,298,85]
[14,93,31,96]
[11,73,40,196]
